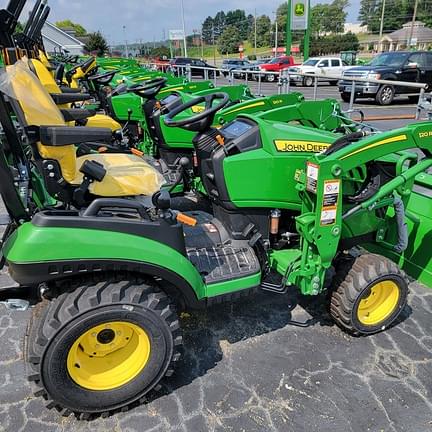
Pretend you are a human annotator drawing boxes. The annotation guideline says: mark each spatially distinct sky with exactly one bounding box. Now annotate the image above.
[4,0,361,45]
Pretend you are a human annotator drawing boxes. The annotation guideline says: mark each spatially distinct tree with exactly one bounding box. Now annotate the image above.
[55,19,87,36]
[202,16,214,44]
[358,0,409,33]
[300,32,359,55]
[218,25,243,54]
[249,15,272,48]
[213,11,226,39]
[226,9,249,39]
[311,0,348,35]
[84,31,108,56]
[150,46,170,59]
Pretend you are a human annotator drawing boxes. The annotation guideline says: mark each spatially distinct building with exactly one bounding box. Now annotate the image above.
[344,23,368,34]
[379,21,432,51]
[42,21,85,55]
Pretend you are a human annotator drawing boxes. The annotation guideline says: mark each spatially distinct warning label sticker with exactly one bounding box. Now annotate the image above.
[320,206,337,226]
[322,180,340,207]
[306,162,319,193]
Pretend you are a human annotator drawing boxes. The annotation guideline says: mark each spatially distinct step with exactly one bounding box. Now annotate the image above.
[187,245,260,284]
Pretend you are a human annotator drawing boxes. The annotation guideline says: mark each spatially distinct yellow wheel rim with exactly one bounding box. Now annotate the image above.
[357,280,400,326]
[67,321,150,391]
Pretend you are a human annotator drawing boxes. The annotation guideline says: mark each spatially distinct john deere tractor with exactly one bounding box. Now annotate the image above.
[1,51,432,417]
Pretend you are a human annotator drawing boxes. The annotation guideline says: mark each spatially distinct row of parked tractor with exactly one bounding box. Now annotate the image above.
[155,49,432,105]
[1,0,432,421]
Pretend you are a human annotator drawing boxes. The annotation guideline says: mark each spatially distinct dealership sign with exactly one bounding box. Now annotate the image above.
[291,0,309,30]
[169,30,185,41]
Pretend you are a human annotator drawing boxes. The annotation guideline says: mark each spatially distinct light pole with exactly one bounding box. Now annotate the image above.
[123,25,129,57]
[274,11,278,55]
[180,0,188,57]
[254,8,257,56]
[378,0,386,52]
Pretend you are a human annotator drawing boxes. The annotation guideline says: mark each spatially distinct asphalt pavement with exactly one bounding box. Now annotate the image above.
[0,80,431,431]
[1,284,431,432]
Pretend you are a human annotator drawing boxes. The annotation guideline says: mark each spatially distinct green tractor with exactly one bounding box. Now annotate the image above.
[1,61,431,418]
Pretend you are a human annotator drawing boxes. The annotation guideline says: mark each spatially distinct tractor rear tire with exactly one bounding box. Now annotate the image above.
[330,254,408,335]
[26,276,182,418]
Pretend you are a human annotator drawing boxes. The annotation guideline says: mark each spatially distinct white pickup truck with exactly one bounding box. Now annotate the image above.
[288,57,348,87]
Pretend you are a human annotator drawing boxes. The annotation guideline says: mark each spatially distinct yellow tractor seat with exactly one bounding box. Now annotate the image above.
[74,153,163,197]
[5,60,164,202]
[28,58,122,132]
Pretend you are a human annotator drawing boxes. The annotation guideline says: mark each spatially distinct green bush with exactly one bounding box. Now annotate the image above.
[300,32,359,56]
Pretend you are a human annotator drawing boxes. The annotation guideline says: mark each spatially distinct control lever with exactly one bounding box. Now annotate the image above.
[152,190,197,226]
[169,157,191,193]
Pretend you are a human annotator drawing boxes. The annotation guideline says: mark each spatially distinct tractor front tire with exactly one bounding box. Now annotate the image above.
[26,277,182,418]
[330,254,408,335]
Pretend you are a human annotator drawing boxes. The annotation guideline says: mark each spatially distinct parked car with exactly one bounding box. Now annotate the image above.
[289,57,347,87]
[221,59,254,78]
[152,56,170,72]
[254,56,297,82]
[338,51,432,105]
[169,57,219,78]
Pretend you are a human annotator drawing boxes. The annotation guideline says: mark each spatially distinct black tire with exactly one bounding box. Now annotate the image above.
[329,80,338,86]
[26,276,182,418]
[408,95,420,103]
[330,254,408,336]
[341,92,352,103]
[375,84,395,105]
[266,74,276,83]
[303,76,314,87]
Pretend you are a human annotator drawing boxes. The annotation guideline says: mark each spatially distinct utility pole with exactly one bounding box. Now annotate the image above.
[378,0,386,52]
[180,0,188,57]
[212,24,216,65]
[254,8,257,56]
[123,25,129,57]
[408,0,419,48]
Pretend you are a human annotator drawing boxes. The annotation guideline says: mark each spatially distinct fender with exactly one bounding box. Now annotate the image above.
[4,222,206,304]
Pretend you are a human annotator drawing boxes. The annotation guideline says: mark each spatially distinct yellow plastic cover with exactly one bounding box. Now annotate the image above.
[1,59,65,126]
[74,153,166,197]
[1,59,78,182]
[86,114,122,132]
[30,59,61,93]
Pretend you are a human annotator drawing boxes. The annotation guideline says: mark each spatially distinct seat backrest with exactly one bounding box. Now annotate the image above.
[4,60,78,183]
[29,58,62,94]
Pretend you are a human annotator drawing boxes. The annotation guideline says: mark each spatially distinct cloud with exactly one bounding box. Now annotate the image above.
[5,0,359,44]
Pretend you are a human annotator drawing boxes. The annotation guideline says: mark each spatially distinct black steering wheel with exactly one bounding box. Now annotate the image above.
[65,58,96,83]
[128,77,168,99]
[163,93,229,132]
[88,70,118,86]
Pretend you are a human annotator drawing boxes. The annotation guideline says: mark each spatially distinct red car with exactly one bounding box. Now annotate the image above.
[256,56,297,82]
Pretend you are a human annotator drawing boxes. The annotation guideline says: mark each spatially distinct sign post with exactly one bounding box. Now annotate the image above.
[286,0,292,56]
[239,44,244,59]
[288,0,311,60]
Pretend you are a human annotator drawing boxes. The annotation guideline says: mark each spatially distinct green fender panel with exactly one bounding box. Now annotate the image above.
[4,223,206,300]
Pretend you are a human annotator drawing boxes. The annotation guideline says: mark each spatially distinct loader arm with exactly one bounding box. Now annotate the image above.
[291,122,432,294]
